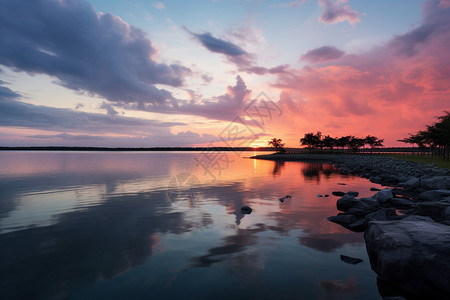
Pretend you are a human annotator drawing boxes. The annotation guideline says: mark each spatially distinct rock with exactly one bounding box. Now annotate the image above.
[327,213,357,227]
[317,194,323,197]
[336,194,359,212]
[279,197,285,202]
[398,177,419,188]
[347,218,368,232]
[240,206,252,214]
[435,189,450,197]
[285,195,292,198]
[421,176,450,190]
[406,201,450,221]
[332,191,346,197]
[370,187,380,191]
[418,190,442,202]
[348,202,379,217]
[359,197,380,208]
[346,191,359,197]
[365,208,397,222]
[324,194,329,197]
[389,198,415,209]
[340,255,363,265]
[337,183,346,185]
[373,188,394,204]
[364,216,450,298]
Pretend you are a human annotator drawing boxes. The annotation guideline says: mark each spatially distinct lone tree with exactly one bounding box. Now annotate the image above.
[268,138,286,153]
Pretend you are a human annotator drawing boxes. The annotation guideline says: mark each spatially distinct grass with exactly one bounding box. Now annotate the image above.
[385,154,450,169]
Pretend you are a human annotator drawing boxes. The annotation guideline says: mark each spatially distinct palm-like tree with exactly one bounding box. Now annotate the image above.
[268,138,286,153]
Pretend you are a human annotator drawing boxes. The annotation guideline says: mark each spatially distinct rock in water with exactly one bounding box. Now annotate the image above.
[324,194,329,197]
[241,206,253,214]
[346,191,359,197]
[332,191,346,197]
[364,216,450,298]
[285,195,292,198]
[317,194,323,197]
[370,187,380,191]
[279,197,285,203]
[340,255,363,265]
[338,183,346,185]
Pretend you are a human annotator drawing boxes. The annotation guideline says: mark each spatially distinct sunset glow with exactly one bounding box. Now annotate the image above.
[1,0,449,147]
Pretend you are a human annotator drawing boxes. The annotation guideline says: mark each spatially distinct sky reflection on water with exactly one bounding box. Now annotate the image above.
[0,151,384,299]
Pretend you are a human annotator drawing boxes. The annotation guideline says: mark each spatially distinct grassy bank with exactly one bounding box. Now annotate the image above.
[386,154,450,169]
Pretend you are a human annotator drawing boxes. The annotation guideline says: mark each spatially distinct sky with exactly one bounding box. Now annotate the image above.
[0,0,449,147]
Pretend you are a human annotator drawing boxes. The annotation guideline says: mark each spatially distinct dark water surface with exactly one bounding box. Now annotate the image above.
[0,151,384,299]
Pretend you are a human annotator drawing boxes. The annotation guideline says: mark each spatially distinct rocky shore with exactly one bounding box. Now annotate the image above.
[251,153,450,298]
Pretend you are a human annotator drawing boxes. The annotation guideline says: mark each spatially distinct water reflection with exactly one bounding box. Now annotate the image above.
[0,152,382,299]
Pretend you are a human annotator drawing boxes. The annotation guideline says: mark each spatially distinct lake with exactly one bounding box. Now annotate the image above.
[0,151,384,299]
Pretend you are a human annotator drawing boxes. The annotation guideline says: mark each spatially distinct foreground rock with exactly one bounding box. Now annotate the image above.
[364,216,450,298]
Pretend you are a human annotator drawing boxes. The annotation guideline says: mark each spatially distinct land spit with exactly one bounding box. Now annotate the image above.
[251,153,450,299]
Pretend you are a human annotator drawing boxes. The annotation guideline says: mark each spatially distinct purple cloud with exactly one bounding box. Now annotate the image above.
[318,0,361,24]
[301,46,345,63]
[0,0,191,107]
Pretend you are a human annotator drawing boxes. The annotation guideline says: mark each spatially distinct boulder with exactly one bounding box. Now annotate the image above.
[370,187,380,191]
[373,188,394,204]
[389,198,415,209]
[327,213,357,227]
[406,201,450,221]
[418,190,442,202]
[346,191,359,197]
[421,176,450,190]
[365,208,397,222]
[398,177,419,188]
[336,194,359,212]
[359,197,380,208]
[364,216,450,298]
[435,189,450,197]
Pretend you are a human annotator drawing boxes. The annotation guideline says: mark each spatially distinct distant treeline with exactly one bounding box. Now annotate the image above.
[0,146,275,152]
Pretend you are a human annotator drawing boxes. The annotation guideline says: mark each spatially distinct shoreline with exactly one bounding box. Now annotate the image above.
[251,153,450,298]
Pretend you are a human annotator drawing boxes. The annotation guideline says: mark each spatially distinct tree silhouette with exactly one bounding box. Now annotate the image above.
[268,138,286,153]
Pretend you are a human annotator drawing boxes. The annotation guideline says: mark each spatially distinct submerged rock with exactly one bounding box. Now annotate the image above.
[340,255,363,265]
[332,191,346,197]
[279,197,285,203]
[317,194,323,197]
[240,206,253,214]
[364,216,450,298]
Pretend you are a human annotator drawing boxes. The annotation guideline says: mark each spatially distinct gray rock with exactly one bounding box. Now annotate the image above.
[373,188,394,204]
[370,187,380,191]
[421,176,450,190]
[346,191,359,197]
[365,208,397,222]
[364,216,450,298]
[336,194,359,212]
[418,190,442,202]
[389,198,415,209]
[360,197,380,208]
[435,189,450,197]
[327,213,357,226]
[406,201,450,221]
[398,177,419,188]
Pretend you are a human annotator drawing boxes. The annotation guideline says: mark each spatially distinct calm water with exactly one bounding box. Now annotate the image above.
[0,151,384,300]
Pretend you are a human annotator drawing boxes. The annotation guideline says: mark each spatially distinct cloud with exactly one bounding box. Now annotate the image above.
[29,132,107,140]
[0,98,185,133]
[301,46,345,63]
[272,0,450,146]
[187,29,248,56]
[154,2,165,9]
[186,28,290,75]
[0,80,21,101]
[318,0,361,24]
[100,102,119,116]
[270,0,305,8]
[0,0,191,108]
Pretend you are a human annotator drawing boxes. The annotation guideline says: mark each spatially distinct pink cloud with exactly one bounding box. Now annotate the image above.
[318,0,361,24]
[271,0,450,147]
